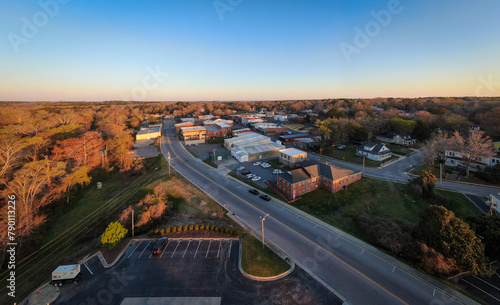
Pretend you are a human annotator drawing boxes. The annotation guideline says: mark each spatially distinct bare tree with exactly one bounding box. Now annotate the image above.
[0,136,27,185]
[452,130,494,178]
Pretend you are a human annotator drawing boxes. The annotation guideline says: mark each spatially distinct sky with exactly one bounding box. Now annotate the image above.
[1,0,500,101]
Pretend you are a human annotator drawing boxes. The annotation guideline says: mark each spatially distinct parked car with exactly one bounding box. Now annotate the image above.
[287,171,292,175]
[236,166,245,171]
[253,161,262,166]
[259,194,271,201]
[252,176,261,181]
[248,189,259,195]
[261,163,271,168]
[273,169,280,174]
[336,144,346,150]
[242,170,251,175]
[152,237,168,255]
[246,174,256,179]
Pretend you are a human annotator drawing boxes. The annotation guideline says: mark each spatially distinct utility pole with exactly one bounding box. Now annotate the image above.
[167,151,171,176]
[132,209,134,238]
[260,214,270,249]
[213,149,216,165]
[319,148,323,158]
[439,162,443,188]
[362,157,365,176]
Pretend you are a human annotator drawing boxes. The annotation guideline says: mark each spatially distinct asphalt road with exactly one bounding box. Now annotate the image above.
[160,120,475,305]
[464,194,490,213]
[53,239,339,305]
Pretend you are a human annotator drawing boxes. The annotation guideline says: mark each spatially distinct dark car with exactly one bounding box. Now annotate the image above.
[152,237,168,255]
[249,189,259,195]
[259,194,271,201]
[242,170,251,175]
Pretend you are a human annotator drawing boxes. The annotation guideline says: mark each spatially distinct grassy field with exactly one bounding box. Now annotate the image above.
[291,177,481,237]
[385,144,414,156]
[241,233,291,277]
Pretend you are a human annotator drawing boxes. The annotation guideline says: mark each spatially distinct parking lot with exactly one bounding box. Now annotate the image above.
[231,158,282,188]
[53,239,341,305]
[459,270,500,304]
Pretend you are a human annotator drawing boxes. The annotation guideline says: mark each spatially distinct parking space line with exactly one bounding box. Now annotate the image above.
[160,240,170,258]
[206,240,212,258]
[462,278,500,303]
[83,262,93,275]
[182,241,191,258]
[228,241,232,257]
[194,241,201,257]
[472,275,500,292]
[138,241,151,259]
[127,241,142,259]
[171,241,181,258]
[217,240,222,258]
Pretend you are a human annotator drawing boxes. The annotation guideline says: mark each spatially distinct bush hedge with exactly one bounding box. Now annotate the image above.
[147,223,242,236]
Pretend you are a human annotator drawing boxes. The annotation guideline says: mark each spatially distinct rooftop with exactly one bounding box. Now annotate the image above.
[137,127,161,135]
[278,160,358,184]
[279,133,309,139]
[280,148,306,156]
[181,126,206,131]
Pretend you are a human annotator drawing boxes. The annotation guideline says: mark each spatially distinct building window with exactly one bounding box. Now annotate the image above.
[293,185,295,189]
[308,188,310,192]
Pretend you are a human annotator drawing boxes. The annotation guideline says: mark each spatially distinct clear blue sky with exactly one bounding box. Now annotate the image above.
[1,0,499,101]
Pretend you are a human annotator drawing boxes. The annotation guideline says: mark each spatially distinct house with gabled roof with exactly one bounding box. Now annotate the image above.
[356,142,391,161]
[275,160,362,200]
[376,133,416,146]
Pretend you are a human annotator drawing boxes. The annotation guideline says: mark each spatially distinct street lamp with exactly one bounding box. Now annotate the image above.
[260,213,270,249]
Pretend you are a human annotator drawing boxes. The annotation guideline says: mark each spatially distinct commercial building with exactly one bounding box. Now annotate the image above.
[203,118,234,128]
[136,127,161,141]
[253,123,288,136]
[293,137,320,151]
[356,142,391,161]
[279,148,308,167]
[279,133,309,143]
[205,125,222,138]
[231,142,285,162]
[233,128,251,136]
[224,132,270,149]
[175,122,194,131]
[216,123,232,137]
[276,160,362,200]
[180,126,207,145]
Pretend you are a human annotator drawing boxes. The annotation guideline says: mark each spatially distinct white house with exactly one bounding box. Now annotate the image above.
[356,142,391,161]
[444,150,496,172]
[274,115,288,122]
[488,193,500,214]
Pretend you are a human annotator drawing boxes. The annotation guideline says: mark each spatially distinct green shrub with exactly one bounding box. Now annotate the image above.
[200,224,205,230]
[224,228,229,233]
[147,230,154,236]
[189,224,194,231]
[172,227,177,232]
[177,225,182,231]
[215,226,219,232]
[183,224,188,231]
[166,227,171,233]
[210,225,215,231]
[154,229,159,234]
[195,224,199,230]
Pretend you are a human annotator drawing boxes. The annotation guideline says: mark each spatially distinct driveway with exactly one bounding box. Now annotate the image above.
[52,239,341,305]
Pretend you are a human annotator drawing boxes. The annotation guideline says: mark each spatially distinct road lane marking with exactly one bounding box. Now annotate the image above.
[138,241,151,259]
[83,262,93,275]
[194,241,201,258]
[296,215,300,219]
[183,241,191,258]
[433,289,435,296]
[462,279,500,303]
[128,241,142,259]
[314,224,318,229]
[206,240,212,258]
[160,240,170,258]
[392,266,396,273]
[228,241,232,257]
[164,135,410,305]
[217,240,222,258]
[472,275,500,292]
[171,241,180,258]
[361,249,365,254]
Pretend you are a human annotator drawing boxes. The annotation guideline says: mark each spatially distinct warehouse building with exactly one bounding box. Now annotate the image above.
[180,126,207,145]
[136,127,161,141]
[231,142,285,162]
[224,132,270,149]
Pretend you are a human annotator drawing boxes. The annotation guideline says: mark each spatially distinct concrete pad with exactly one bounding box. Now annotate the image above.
[120,297,221,305]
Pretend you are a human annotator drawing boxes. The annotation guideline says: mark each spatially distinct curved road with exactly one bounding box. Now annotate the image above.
[160,120,477,305]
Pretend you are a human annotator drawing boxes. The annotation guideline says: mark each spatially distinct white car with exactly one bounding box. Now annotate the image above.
[251,176,261,181]
[262,163,271,168]
[253,162,261,166]
[236,166,245,171]
[287,171,292,175]
[246,174,256,179]
[273,169,282,174]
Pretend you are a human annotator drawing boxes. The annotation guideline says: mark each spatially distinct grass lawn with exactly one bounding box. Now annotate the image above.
[241,233,291,277]
[385,144,414,156]
[291,177,481,237]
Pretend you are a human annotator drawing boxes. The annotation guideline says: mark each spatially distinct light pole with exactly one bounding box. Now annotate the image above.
[260,213,270,249]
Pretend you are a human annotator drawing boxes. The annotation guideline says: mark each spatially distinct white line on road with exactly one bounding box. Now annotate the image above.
[392,266,396,273]
[160,241,170,258]
[472,275,500,292]
[281,207,284,210]
[128,241,142,259]
[217,240,222,258]
[462,278,500,303]
[361,249,365,254]
[182,241,191,258]
[206,240,212,258]
[194,241,201,258]
[433,289,435,296]
[314,224,318,229]
[228,241,232,257]
[83,262,93,275]
[138,241,151,259]
[296,215,300,219]
[171,241,181,258]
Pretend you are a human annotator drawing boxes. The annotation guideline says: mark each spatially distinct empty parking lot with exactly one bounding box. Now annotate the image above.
[53,238,341,305]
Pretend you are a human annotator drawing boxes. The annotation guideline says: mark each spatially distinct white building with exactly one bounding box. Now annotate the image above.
[274,115,288,122]
[231,142,285,162]
[356,142,391,161]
